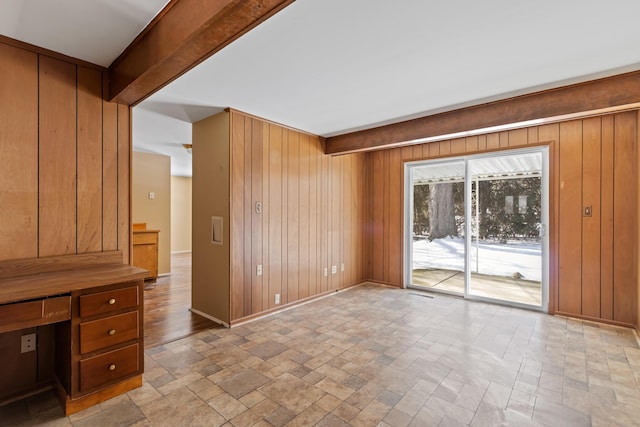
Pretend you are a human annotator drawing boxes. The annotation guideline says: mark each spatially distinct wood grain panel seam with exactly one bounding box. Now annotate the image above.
[37,54,40,258]
[580,120,584,316]
[75,64,79,255]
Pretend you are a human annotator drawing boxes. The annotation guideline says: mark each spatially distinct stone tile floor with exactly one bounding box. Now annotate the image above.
[2,284,640,426]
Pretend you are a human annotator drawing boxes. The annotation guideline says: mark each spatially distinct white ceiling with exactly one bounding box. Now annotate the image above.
[0,0,169,67]
[3,0,640,177]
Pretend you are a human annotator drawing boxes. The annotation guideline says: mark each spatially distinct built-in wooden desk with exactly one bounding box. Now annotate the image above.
[0,251,147,415]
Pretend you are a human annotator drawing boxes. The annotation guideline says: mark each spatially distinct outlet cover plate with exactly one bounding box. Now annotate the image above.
[21,333,36,353]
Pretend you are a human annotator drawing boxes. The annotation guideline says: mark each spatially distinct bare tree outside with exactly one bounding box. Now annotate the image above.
[428,183,457,239]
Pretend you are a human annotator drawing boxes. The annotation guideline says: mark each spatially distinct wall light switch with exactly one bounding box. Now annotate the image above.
[323,268,328,277]
[331,265,337,275]
[256,202,262,214]
[275,293,281,304]
[341,263,345,272]
[584,206,592,217]
[211,216,223,245]
[256,264,262,276]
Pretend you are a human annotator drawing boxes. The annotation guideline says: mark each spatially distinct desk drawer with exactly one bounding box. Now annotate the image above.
[0,296,71,334]
[79,286,138,318]
[79,311,139,354]
[79,343,139,392]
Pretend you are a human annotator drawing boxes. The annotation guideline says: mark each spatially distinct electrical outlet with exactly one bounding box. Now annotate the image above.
[255,202,262,214]
[256,264,262,276]
[331,265,337,275]
[148,191,155,200]
[275,293,281,304]
[21,333,36,353]
[323,267,328,277]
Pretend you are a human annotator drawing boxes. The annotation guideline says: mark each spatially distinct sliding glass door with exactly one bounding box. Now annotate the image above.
[405,147,548,311]
[409,160,466,295]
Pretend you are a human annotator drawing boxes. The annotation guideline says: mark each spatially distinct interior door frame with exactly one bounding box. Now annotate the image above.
[403,146,550,312]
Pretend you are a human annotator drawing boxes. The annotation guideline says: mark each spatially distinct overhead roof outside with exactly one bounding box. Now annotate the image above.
[412,152,542,184]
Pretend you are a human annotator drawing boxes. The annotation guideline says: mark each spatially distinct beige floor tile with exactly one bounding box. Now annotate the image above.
[259,373,326,414]
[208,393,248,420]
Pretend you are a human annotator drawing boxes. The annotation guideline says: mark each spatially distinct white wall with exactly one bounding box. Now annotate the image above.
[132,151,171,275]
[171,176,192,252]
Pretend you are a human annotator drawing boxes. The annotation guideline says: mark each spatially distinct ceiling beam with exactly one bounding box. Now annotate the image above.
[108,0,295,105]
[325,71,640,155]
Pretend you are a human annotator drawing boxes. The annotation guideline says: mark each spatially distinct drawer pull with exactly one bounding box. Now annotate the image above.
[108,329,116,335]
[108,298,116,305]
[109,364,116,371]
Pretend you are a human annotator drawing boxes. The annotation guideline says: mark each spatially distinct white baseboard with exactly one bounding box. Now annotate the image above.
[171,250,192,254]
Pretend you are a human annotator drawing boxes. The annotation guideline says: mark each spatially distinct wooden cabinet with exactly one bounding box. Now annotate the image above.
[132,224,160,281]
[72,282,142,397]
[0,251,147,415]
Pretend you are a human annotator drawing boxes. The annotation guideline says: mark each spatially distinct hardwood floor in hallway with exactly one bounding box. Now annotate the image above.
[143,252,222,348]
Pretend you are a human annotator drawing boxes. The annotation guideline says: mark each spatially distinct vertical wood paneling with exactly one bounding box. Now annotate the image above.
[102,99,118,252]
[281,130,289,303]
[77,67,103,253]
[0,44,38,260]
[1,42,131,274]
[538,123,560,314]
[262,124,271,311]
[231,113,245,319]
[39,56,77,257]
[558,120,583,315]
[308,137,319,297]
[465,136,478,153]
[330,156,341,289]
[382,151,391,282]
[371,151,384,282]
[243,116,253,316]
[251,119,264,314]
[116,104,131,264]
[581,117,601,318]
[268,124,283,308]
[527,127,539,144]
[363,153,373,279]
[428,142,439,157]
[499,131,509,148]
[412,145,422,160]
[600,116,615,320]
[508,128,528,147]
[478,135,487,151]
[612,112,636,324]
[487,133,500,150]
[360,154,368,280]
[451,138,465,154]
[299,134,310,299]
[347,155,356,285]
[341,156,350,287]
[287,130,299,301]
[439,140,451,156]
[320,152,330,292]
[388,149,402,285]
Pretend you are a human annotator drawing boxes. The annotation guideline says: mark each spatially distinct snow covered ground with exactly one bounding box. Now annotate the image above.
[412,236,542,282]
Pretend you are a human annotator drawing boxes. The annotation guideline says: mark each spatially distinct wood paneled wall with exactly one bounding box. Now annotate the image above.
[229,111,368,323]
[367,112,638,326]
[0,41,131,263]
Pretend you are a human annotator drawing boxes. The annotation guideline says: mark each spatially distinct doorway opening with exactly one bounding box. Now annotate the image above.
[404,147,549,311]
